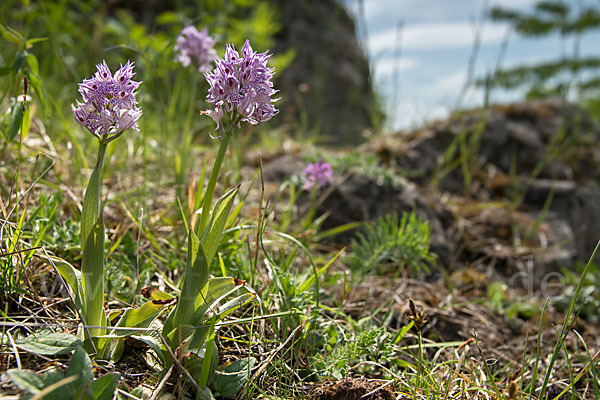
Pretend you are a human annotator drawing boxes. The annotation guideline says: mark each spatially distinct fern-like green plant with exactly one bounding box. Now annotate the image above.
[347,212,436,276]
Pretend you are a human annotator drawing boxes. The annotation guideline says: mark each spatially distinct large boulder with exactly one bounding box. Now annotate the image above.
[392,98,600,187]
[272,0,379,145]
[315,172,455,268]
[376,98,600,273]
[521,179,600,262]
[261,153,456,269]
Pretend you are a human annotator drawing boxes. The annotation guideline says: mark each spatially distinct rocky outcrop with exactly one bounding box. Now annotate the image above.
[262,155,455,269]
[521,178,600,264]
[375,98,600,278]
[392,98,600,187]
[263,99,600,282]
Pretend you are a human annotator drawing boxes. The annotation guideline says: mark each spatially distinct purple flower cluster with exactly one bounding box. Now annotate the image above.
[72,60,142,140]
[204,40,278,128]
[174,26,216,72]
[303,158,333,190]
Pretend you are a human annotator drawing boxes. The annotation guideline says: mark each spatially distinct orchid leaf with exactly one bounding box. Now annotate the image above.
[198,318,217,388]
[200,185,239,268]
[188,280,255,350]
[8,98,24,141]
[79,141,107,339]
[9,346,118,400]
[132,321,166,367]
[15,332,82,356]
[80,142,106,253]
[81,215,106,337]
[191,277,238,331]
[215,293,256,320]
[6,369,45,394]
[26,70,47,115]
[212,357,256,398]
[25,36,48,49]
[88,373,119,400]
[132,334,166,367]
[53,258,84,311]
[164,323,196,352]
[111,301,170,338]
[197,276,236,310]
[0,23,24,45]
[66,346,94,386]
[169,229,208,330]
[141,286,175,302]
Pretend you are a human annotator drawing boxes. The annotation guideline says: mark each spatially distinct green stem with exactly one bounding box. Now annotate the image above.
[184,72,199,134]
[198,125,233,235]
[417,332,423,388]
[80,140,108,337]
[81,141,107,249]
[303,187,318,229]
[175,70,198,194]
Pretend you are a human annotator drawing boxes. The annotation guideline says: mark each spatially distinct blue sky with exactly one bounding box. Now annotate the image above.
[341,0,600,130]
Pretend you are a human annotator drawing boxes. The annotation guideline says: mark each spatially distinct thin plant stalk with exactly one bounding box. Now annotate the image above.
[527,300,549,399]
[302,187,318,229]
[252,155,265,289]
[417,331,424,389]
[198,116,240,234]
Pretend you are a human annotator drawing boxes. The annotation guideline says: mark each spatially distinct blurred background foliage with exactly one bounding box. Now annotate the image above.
[0,0,383,154]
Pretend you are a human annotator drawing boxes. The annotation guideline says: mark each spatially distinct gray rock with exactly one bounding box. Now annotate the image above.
[259,99,600,278]
[272,0,379,145]
[395,98,600,186]
[315,172,455,268]
[261,154,305,183]
[521,179,600,262]
[368,98,600,279]
[530,214,577,281]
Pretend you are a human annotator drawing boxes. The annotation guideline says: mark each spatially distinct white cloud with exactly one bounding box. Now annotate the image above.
[372,56,419,77]
[489,0,539,8]
[390,99,450,130]
[385,71,488,130]
[358,0,540,22]
[368,21,509,54]
[432,70,467,93]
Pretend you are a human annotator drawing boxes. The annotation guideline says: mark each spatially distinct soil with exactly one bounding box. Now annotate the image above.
[309,377,396,400]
